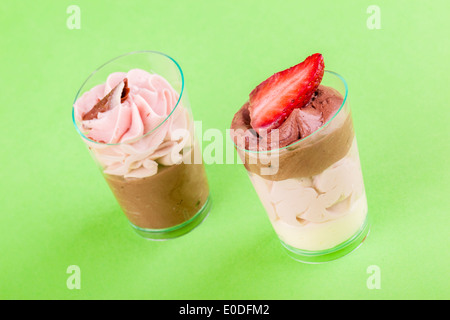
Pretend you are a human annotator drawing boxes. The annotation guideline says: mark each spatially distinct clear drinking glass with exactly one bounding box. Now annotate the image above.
[72,51,211,240]
[234,71,369,263]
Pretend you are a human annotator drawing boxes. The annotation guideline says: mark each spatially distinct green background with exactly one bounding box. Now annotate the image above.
[1,0,449,300]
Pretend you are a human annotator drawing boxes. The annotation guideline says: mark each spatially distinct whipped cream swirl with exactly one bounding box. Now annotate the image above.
[74,69,192,178]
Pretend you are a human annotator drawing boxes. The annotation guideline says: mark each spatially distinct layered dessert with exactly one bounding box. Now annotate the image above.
[74,69,209,230]
[231,54,367,252]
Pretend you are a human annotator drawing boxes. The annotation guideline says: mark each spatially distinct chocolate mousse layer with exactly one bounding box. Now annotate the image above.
[105,161,209,229]
[231,85,354,180]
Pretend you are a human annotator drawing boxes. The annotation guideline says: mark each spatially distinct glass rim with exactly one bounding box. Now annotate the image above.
[233,70,349,154]
[71,50,185,146]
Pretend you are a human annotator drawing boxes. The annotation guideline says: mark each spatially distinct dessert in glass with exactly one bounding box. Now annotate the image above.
[230,53,369,263]
[72,51,211,240]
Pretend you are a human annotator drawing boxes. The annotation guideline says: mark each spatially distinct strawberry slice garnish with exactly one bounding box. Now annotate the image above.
[248,53,324,133]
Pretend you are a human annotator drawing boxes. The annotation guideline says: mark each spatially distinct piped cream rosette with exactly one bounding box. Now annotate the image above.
[74,69,193,179]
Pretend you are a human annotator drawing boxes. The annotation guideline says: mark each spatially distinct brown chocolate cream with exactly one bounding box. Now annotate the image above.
[230,85,354,180]
[105,161,209,229]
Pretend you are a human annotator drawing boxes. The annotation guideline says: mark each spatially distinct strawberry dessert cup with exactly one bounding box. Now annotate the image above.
[72,51,211,240]
[231,54,369,263]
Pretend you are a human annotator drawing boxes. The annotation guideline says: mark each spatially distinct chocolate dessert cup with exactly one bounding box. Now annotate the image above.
[72,51,211,240]
[231,70,369,263]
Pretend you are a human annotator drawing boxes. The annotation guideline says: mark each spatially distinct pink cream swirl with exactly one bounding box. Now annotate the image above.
[74,69,192,178]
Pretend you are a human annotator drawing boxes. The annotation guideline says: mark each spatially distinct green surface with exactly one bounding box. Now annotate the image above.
[0,0,449,300]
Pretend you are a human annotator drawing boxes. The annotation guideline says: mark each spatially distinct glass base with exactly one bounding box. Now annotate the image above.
[280,218,370,264]
[129,195,212,240]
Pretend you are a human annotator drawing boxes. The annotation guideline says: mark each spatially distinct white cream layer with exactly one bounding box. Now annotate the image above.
[249,139,367,251]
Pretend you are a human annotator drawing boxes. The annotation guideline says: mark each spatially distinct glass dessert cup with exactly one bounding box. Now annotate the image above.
[72,51,211,240]
[234,71,369,263]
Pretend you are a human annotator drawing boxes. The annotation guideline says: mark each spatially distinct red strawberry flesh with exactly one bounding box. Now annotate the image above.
[248,53,324,133]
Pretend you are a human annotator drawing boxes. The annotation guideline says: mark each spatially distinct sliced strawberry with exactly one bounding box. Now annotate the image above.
[248,53,324,132]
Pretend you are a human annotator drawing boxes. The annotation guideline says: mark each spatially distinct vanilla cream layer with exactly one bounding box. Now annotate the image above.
[274,193,367,251]
[249,138,367,251]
